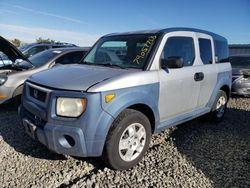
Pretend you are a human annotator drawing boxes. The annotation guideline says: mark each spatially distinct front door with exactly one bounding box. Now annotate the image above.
[157,32,201,122]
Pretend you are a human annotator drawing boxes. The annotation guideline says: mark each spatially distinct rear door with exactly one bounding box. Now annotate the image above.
[195,33,218,108]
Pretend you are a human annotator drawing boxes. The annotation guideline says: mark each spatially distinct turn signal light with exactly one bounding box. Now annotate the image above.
[105,94,115,103]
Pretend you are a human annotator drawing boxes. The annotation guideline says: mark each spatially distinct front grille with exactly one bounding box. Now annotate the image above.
[23,107,46,128]
[29,86,47,102]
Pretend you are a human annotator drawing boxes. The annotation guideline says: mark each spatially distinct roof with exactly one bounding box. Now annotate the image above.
[104,27,227,42]
[46,47,90,52]
[22,42,77,47]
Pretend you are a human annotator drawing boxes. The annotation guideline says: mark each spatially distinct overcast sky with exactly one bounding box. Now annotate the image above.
[0,0,249,46]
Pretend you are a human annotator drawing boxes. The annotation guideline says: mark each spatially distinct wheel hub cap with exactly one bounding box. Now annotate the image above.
[118,123,146,162]
[216,96,226,118]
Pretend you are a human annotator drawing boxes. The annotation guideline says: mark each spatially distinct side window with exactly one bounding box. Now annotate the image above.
[27,46,49,57]
[0,52,14,67]
[55,51,85,65]
[52,45,64,48]
[162,37,195,66]
[199,38,213,64]
[215,40,229,63]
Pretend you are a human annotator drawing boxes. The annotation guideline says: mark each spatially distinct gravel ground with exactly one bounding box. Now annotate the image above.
[0,97,249,188]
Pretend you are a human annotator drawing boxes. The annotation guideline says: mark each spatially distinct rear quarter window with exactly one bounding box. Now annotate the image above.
[215,40,229,63]
[199,38,213,64]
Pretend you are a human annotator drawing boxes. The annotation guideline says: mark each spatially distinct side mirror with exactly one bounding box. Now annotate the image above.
[161,56,184,69]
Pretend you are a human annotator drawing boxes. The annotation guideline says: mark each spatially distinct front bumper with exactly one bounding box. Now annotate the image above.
[20,106,88,157]
[19,81,115,157]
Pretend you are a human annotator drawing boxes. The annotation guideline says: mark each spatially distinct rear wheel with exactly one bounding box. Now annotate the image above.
[103,109,151,170]
[207,90,228,122]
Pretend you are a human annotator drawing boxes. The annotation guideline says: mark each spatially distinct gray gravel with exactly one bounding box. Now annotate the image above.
[0,97,249,188]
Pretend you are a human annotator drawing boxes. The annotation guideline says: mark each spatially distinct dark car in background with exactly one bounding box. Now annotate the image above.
[229,55,250,97]
[19,42,77,58]
[0,35,89,104]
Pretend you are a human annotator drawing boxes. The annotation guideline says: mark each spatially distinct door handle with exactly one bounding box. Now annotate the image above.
[194,72,204,81]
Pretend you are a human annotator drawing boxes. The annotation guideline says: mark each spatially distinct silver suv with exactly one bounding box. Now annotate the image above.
[20,28,232,170]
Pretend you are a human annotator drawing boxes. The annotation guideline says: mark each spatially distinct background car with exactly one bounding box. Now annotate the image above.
[0,52,12,67]
[229,54,250,97]
[0,37,89,105]
[19,42,78,58]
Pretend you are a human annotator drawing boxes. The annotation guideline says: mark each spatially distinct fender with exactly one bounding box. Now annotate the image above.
[12,84,24,97]
[89,83,160,155]
[101,83,160,121]
[207,71,231,108]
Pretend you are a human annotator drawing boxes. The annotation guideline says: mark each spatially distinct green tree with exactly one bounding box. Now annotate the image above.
[36,37,56,44]
[11,38,21,47]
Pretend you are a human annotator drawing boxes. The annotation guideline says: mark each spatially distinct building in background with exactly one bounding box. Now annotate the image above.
[229,44,250,55]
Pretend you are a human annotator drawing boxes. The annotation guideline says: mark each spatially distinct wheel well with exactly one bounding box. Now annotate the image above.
[128,104,155,133]
[220,85,230,99]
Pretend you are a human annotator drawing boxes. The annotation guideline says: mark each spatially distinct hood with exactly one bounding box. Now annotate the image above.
[0,36,31,63]
[29,64,131,91]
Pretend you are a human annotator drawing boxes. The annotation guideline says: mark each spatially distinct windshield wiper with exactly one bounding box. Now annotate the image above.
[81,61,126,69]
[100,62,127,69]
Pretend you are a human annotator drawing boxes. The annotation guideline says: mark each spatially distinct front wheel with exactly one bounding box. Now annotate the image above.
[207,90,228,122]
[103,109,151,170]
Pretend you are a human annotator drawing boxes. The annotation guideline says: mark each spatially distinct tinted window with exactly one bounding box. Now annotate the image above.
[52,45,64,48]
[55,51,86,64]
[215,40,229,63]
[29,50,62,67]
[199,38,213,64]
[83,34,158,69]
[162,37,195,66]
[24,46,49,57]
[18,44,34,52]
[0,52,13,67]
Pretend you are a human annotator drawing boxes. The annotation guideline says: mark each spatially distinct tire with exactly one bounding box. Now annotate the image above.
[207,90,228,122]
[14,95,22,107]
[103,109,151,170]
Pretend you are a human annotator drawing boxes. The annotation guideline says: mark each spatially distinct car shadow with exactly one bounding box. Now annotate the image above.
[170,107,250,187]
[0,103,66,160]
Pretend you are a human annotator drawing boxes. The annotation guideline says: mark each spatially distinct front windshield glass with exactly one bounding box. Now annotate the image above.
[28,50,61,67]
[230,56,250,68]
[18,44,33,52]
[82,34,158,69]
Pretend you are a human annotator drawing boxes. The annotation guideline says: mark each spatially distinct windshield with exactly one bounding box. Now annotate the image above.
[230,56,250,69]
[28,50,62,67]
[18,44,33,52]
[82,34,158,69]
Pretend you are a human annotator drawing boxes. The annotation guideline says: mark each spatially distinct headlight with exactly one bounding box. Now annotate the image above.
[0,77,7,86]
[56,97,87,117]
